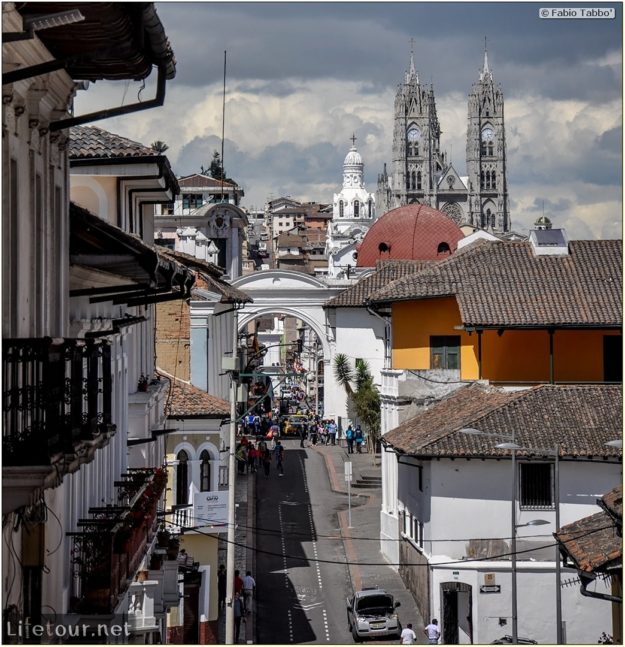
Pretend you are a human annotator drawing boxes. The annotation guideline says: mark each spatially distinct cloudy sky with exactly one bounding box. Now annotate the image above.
[75,1,622,239]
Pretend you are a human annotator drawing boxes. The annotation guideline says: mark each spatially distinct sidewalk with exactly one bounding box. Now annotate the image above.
[312,440,426,640]
[217,467,256,644]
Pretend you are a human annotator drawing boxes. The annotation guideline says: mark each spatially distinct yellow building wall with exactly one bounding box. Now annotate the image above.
[71,176,118,223]
[391,298,620,382]
[392,298,478,377]
[181,533,220,621]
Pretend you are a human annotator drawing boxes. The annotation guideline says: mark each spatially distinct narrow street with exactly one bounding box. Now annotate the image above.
[254,439,422,644]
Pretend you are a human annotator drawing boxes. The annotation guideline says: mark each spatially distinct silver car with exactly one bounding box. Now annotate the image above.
[346,587,402,642]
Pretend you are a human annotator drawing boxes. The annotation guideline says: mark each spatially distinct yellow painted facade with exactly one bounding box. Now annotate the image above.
[391,298,620,382]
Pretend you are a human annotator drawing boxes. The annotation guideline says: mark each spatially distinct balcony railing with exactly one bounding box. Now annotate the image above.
[69,468,167,614]
[2,337,115,467]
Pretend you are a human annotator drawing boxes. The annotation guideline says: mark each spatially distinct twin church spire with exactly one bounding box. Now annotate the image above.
[376,39,509,233]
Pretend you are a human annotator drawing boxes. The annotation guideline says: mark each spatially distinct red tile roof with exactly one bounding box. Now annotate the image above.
[383,383,622,459]
[70,126,157,158]
[162,373,230,418]
[368,239,622,327]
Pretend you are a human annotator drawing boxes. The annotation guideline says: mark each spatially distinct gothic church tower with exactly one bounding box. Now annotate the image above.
[377,49,446,213]
[466,45,509,231]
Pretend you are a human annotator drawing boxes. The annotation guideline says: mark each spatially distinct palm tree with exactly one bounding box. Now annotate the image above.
[151,140,169,154]
[333,353,354,396]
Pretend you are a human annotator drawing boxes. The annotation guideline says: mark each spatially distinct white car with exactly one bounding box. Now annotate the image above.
[346,587,402,642]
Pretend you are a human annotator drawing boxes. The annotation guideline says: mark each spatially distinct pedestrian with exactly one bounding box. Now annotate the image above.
[345,424,354,453]
[217,564,227,610]
[233,569,244,598]
[299,426,307,448]
[233,591,243,642]
[248,442,258,473]
[424,619,440,644]
[310,422,318,445]
[400,623,417,644]
[274,440,285,476]
[242,570,256,614]
[261,446,272,477]
[235,443,247,475]
[327,419,337,445]
[355,425,364,453]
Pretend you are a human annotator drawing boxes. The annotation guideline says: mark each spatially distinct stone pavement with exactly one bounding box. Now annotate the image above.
[311,440,426,642]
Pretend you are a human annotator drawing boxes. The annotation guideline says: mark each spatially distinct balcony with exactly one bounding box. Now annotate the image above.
[69,468,167,615]
[2,338,116,512]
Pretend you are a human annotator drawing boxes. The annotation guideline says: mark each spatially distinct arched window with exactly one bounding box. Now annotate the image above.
[417,171,422,190]
[339,200,344,217]
[490,212,496,228]
[176,450,189,505]
[410,171,416,190]
[486,208,492,228]
[354,200,359,218]
[480,171,485,190]
[491,171,496,189]
[368,199,373,218]
[487,142,494,156]
[200,450,211,492]
[437,242,451,255]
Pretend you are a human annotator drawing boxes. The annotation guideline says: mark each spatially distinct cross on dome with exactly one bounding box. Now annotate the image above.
[350,133,357,147]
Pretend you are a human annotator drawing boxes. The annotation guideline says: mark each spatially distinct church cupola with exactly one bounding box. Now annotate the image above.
[343,134,364,189]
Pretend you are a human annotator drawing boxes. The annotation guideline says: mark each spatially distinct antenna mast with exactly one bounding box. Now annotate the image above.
[221,50,227,202]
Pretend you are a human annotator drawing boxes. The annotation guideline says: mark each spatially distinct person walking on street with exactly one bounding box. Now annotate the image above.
[274,440,285,476]
[233,592,243,642]
[400,623,417,644]
[424,619,440,644]
[242,570,256,615]
[217,564,227,610]
[261,446,271,477]
[310,422,318,445]
[299,426,307,448]
[355,425,364,453]
[328,419,337,445]
[345,424,354,453]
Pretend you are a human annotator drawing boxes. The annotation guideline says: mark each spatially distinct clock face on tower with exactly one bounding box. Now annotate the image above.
[407,127,421,142]
[481,127,494,141]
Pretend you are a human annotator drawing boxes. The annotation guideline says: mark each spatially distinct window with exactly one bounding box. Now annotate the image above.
[182,193,203,210]
[176,450,189,504]
[487,142,494,156]
[354,200,359,218]
[200,450,211,491]
[163,202,175,215]
[520,463,553,509]
[430,336,460,370]
[339,200,344,217]
[368,199,373,218]
[437,242,451,255]
[417,171,422,190]
[491,170,496,189]
[604,336,622,381]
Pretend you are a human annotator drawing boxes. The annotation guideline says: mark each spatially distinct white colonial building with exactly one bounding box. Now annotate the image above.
[327,136,376,278]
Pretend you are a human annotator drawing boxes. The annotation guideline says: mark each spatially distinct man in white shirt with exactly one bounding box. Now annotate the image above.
[424,618,440,644]
[242,570,256,614]
[399,623,417,644]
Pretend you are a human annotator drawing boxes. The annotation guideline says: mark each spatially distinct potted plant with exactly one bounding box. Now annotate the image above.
[137,374,149,392]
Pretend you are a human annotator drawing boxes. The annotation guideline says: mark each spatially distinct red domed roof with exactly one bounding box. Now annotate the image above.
[356,204,464,267]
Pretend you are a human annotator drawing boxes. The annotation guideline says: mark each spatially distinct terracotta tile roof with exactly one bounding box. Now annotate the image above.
[161,373,230,418]
[383,383,623,459]
[70,126,157,158]
[178,174,238,189]
[157,248,252,303]
[555,510,621,573]
[599,485,623,527]
[368,240,622,327]
[326,260,432,308]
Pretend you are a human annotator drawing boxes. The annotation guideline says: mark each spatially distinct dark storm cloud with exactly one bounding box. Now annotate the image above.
[157,2,621,102]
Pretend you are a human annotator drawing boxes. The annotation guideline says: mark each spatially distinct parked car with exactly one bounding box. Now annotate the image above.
[491,636,537,644]
[346,587,401,642]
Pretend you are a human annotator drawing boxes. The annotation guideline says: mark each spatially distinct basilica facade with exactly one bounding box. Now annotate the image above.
[376,48,510,232]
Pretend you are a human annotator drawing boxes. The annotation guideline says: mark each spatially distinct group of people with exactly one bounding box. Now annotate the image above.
[400,619,440,645]
[218,565,257,643]
[235,435,285,478]
[344,423,365,454]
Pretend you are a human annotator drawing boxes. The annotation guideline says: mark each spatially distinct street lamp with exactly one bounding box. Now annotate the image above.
[497,441,562,644]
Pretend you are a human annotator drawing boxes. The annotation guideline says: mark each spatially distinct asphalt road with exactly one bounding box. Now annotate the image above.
[254,439,400,645]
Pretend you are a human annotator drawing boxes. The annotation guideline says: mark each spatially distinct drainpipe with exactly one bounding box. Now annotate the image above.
[579,572,622,603]
[50,64,167,131]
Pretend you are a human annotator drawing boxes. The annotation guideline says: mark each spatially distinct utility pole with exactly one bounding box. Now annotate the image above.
[225,307,239,644]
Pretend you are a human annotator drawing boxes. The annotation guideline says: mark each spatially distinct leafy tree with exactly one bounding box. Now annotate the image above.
[150,140,169,154]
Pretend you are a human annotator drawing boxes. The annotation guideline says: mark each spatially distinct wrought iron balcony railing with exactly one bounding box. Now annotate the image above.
[2,337,115,467]
[68,468,168,615]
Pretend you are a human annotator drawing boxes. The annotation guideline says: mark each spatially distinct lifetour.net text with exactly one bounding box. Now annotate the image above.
[5,616,131,642]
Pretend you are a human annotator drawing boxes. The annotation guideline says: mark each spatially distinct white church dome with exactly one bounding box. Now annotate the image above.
[343,145,363,167]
